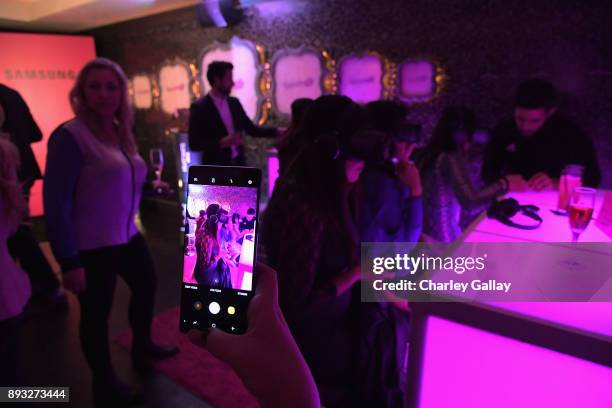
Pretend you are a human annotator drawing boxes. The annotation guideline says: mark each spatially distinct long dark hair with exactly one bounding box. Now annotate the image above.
[418,106,477,172]
[274,96,364,210]
[275,98,315,176]
[262,95,370,310]
[195,216,220,272]
[365,100,408,174]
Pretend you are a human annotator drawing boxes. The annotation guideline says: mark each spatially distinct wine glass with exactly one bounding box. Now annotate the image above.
[568,187,596,242]
[149,148,164,190]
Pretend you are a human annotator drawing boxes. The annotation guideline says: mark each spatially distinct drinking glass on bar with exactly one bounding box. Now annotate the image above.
[149,148,164,190]
[557,164,583,214]
[568,186,596,242]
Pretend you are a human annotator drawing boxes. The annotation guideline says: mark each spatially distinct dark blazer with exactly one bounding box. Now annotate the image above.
[482,113,601,187]
[0,84,43,190]
[188,94,276,166]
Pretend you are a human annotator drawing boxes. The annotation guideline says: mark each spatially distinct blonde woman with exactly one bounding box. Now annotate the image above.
[43,58,178,406]
[0,137,31,386]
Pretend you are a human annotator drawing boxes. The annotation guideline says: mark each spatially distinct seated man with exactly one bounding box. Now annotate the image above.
[239,208,256,232]
[482,79,601,189]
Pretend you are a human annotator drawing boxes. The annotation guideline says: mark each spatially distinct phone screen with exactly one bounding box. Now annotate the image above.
[180,166,261,334]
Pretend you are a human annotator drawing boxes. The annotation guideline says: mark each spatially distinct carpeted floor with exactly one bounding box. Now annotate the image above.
[114,307,258,408]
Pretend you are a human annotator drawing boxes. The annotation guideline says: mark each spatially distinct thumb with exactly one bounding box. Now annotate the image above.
[205,327,241,364]
[187,328,237,363]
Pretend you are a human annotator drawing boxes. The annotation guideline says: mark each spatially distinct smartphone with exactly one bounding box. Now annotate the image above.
[179,165,261,334]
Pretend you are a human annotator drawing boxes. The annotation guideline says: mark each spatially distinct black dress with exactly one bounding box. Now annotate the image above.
[264,171,413,405]
[194,257,232,289]
[263,211,359,407]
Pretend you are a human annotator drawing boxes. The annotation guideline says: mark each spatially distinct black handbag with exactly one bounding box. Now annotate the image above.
[488,198,543,230]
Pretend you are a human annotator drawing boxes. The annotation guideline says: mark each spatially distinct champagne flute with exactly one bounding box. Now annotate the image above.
[568,187,596,242]
[149,148,164,190]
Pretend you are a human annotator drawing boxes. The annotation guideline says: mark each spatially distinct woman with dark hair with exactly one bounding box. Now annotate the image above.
[419,106,526,242]
[194,216,232,288]
[361,100,423,243]
[230,212,241,241]
[274,97,314,176]
[356,101,421,407]
[196,209,207,233]
[262,95,389,406]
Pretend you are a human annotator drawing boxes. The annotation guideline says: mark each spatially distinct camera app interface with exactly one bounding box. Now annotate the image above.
[181,166,260,334]
[183,183,258,290]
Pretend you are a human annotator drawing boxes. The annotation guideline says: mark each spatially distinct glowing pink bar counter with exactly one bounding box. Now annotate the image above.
[406,191,612,408]
[417,316,612,408]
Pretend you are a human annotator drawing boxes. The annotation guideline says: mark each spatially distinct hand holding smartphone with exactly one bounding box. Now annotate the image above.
[188,263,320,408]
[180,166,261,334]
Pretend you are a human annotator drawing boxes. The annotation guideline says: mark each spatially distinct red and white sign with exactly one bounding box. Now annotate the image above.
[200,37,260,121]
[272,49,322,115]
[398,60,436,102]
[159,64,191,115]
[338,54,383,104]
[132,74,153,109]
[0,32,96,216]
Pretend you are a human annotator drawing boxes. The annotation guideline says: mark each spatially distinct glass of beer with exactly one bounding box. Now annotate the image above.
[557,164,584,214]
[568,187,596,242]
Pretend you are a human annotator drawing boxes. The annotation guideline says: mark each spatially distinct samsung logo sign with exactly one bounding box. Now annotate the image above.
[4,69,77,80]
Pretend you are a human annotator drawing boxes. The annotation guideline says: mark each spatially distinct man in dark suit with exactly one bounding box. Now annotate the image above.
[188,61,277,166]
